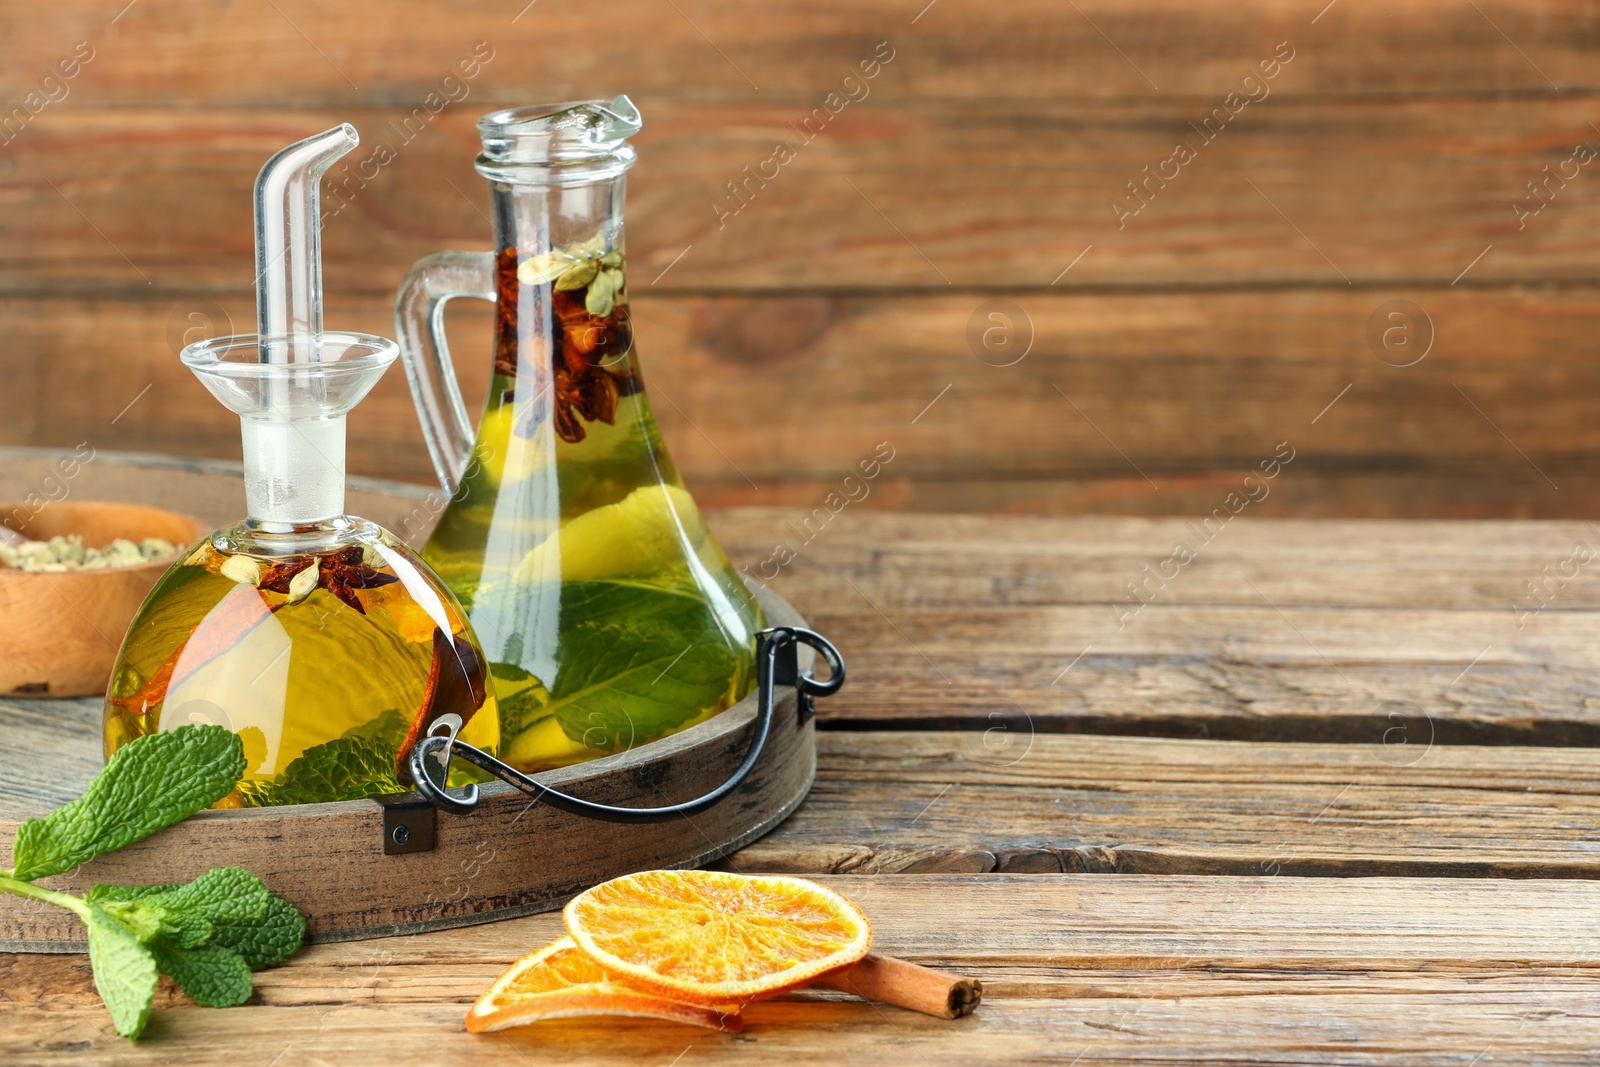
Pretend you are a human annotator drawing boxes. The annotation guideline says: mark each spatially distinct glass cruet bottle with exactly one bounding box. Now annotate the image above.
[395,96,766,774]
[103,124,498,806]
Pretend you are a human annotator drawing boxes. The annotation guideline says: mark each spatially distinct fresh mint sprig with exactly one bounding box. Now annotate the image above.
[1,725,307,1040]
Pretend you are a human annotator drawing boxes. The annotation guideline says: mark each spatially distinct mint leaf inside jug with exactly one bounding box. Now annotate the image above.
[235,734,403,807]
[499,578,743,758]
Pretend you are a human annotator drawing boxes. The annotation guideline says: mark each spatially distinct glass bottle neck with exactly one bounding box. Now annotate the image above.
[490,173,626,261]
[485,170,638,432]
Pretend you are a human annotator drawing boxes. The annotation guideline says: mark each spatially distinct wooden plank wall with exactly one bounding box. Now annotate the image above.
[2,1,1597,516]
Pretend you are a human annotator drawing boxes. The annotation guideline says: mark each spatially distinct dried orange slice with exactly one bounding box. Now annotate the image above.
[465,936,742,1033]
[563,870,872,1004]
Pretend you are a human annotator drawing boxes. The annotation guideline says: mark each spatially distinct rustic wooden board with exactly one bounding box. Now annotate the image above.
[729,513,1600,609]
[6,2,1600,519]
[696,471,1600,520]
[815,655,1600,746]
[7,876,1600,1065]
[0,584,818,949]
[4,0,1597,106]
[729,732,1600,878]
[795,606,1600,742]
[13,716,1600,884]
[17,994,1600,1066]
[718,510,1600,740]
[4,458,1599,1062]
[729,729,1600,883]
[7,98,1600,295]
[9,283,1600,515]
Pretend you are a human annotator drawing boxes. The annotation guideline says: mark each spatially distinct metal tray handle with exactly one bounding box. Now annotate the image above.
[407,626,844,823]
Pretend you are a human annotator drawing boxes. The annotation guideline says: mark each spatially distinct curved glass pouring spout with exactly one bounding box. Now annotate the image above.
[395,97,766,774]
[103,125,499,806]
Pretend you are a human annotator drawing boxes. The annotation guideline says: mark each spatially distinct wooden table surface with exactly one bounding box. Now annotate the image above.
[5,455,1600,1064]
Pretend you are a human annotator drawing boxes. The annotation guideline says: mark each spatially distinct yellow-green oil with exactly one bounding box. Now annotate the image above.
[422,380,766,773]
[103,533,498,804]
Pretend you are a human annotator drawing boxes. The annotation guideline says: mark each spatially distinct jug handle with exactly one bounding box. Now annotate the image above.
[394,251,495,495]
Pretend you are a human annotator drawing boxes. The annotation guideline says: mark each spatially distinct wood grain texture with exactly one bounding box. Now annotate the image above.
[12,705,1600,883]
[729,732,1600,878]
[694,472,1600,521]
[15,995,1600,1067]
[4,2,1599,512]
[3,462,1599,1062]
[2,0,1599,1038]
[6,876,1600,1065]
[3,0,1597,106]
[7,283,1600,516]
[727,509,1600,742]
[6,98,1600,294]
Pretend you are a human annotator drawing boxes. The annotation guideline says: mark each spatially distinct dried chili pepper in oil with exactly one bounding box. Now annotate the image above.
[257,545,398,615]
[500,246,641,444]
[493,245,521,382]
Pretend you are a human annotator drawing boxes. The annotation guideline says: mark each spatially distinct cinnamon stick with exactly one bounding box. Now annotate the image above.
[814,953,982,1019]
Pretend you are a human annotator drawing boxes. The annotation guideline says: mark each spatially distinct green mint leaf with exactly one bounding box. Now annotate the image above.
[12,726,245,881]
[86,883,173,903]
[0,733,308,1040]
[88,876,305,971]
[85,903,159,1040]
[149,874,256,949]
[533,580,742,749]
[341,708,410,751]
[553,639,737,749]
[95,898,171,944]
[150,941,254,1009]
[236,735,402,807]
[148,867,271,927]
[210,892,306,970]
[492,663,550,736]
[92,868,270,949]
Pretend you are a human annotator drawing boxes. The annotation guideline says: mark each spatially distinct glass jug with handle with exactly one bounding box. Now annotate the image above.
[395,96,766,774]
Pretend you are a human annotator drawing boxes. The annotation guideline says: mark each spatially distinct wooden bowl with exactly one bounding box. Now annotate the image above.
[0,502,205,698]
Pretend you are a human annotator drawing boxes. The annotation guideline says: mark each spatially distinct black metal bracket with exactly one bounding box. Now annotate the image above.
[376,791,437,855]
[395,626,843,838]
[778,624,845,725]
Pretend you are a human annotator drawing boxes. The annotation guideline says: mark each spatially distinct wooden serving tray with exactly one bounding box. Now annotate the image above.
[0,453,816,950]
[0,583,813,950]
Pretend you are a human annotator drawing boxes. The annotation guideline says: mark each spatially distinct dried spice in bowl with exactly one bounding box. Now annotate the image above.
[0,533,177,572]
